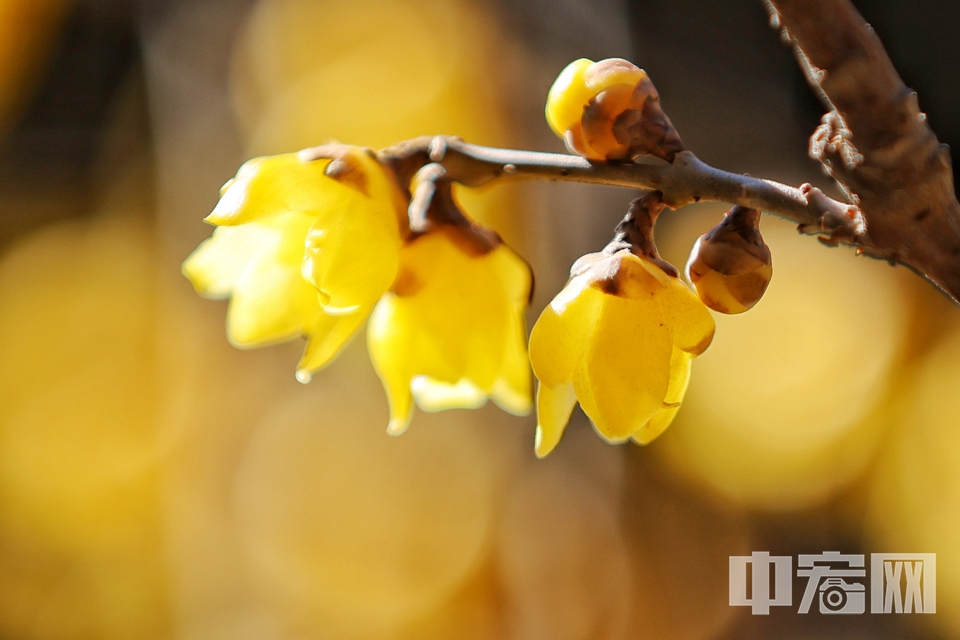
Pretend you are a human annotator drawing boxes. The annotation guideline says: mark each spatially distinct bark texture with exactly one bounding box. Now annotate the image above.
[769,0,960,301]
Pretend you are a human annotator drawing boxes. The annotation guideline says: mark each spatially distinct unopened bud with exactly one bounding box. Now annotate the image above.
[685,206,772,314]
[545,58,684,163]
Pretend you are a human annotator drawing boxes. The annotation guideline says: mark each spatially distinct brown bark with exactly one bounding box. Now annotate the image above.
[768,0,960,302]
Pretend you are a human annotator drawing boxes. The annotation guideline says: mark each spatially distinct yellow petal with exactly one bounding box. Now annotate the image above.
[660,277,716,355]
[631,347,692,445]
[491,379,532,417]
[410,377,487,412]
[528,275,602,387]
[458,291,511,394]
[574,292,672,441]
[303,207,400,313]
[205,148,402,316]
[544,58,594,137]
[534,382,578,458]
[491,310,533,416]
[226,264,320,348]
[631,406,680,446]
[295,305,371,380]
[402,230,508,391]
[368,227,533,431]
[226,213,320,347]
[366,294,422,435]
[488,242,534,305]
[206,154,335,226]
[182,225,261,298]
[663,347,693,405]
[183,212,322,348]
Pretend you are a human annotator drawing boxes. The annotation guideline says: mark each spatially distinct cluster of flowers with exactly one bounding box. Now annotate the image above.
[184,58,773,456]
[183,146,533,438]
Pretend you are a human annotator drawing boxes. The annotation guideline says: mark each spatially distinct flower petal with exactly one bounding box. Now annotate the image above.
[529,275,601,387]
[631,406,680,446]
[183,212,322,348]
[303,198,401,313]
[490,310,533,416]
[410,377,488,412]
[205,154,337,226]
[368,227,533,431]
[534,382,578,458]
[403,230,508,391]
[545,58,595,137]
[226,266,320,348]
[574,293,672,441]
[660,278,716,355]
[489,243,534,305]
[631,347,691,445]
[296,306,371,379]
[224,213,321,347]
[366,296,416,434]
[182,225,263,298]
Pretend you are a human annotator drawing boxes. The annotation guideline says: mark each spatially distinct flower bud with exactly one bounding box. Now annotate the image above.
[685,206,773,314]
[545,58,684,163]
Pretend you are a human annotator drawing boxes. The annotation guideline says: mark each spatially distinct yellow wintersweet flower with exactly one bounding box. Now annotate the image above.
[183,146,405,377]
[529,249,715,457]
[205,147,405,313]
[367,224,533,435]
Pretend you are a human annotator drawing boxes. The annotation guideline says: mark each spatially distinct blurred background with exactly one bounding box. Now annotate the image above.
[0,0,957,638]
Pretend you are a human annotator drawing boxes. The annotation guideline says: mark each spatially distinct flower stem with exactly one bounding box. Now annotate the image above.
[374,135,864,246]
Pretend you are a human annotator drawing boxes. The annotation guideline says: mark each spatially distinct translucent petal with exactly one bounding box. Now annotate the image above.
[663,347,693,405]
[534,382,578,458]
[296,305,370,377]
[545,58,595,137]
[206,149,402,317]
[368,227,532,430]
[491,310,533,416]
[226,262,320,347]
[574,293,672,441]
[205,154,336,226]
[410,377,488,412]
[457,287,511,393]
[488,243,534,305]
[182,225,264,298]
[623,251,674,290]
[491,378,533,417]
[631,406,680,446]
[366,295,416,435]
[404,230,509,391]
[660,277,716,355]
[223,213,320,347]
[631,347,691,445]
[303,197,400,312]
[528,275,601,387]
[182,212,322,347]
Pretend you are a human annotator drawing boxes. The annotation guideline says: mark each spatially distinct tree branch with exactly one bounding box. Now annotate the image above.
[366,135,863,243]
[767,0,960,303]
